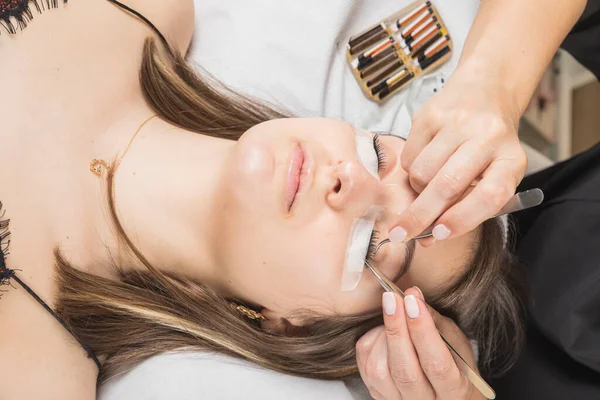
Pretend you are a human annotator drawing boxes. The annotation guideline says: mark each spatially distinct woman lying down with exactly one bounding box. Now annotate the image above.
[0,1,522,399]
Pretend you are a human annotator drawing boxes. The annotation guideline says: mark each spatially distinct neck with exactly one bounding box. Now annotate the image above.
[86,117,235,294]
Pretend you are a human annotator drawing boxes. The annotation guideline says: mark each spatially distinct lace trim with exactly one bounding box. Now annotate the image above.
[0,202,102,371]
[0,0,68,35]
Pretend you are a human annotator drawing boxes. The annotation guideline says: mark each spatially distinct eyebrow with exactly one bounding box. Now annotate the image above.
[391,240,416,284]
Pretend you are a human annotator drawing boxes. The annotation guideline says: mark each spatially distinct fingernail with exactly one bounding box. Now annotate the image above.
[389,226,407,244]
[413,286,424,301]
[382,292,397,316]
[405,295,420,319]
[432,224,451,240]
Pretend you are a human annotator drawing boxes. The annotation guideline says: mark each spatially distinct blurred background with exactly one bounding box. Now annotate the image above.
[520,50,600,161]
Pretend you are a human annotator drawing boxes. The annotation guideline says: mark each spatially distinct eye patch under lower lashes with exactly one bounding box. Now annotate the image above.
[341,206,383,292]
[354,128,380,178]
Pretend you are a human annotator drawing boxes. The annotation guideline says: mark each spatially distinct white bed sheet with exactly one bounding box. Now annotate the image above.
[99,352,358,400]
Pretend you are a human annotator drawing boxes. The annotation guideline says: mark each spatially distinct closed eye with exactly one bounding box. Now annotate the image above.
[355,129,388,178]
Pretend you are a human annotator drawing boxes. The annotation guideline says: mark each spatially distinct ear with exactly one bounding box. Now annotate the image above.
[260,309,309,335]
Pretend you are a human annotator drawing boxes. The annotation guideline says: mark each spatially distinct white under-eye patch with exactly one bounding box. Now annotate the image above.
[354,128,379,178]
[341,206,383,291]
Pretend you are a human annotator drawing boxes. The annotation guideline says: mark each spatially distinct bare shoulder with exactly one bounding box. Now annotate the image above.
[0,285,98,399]
[119,0,195,54]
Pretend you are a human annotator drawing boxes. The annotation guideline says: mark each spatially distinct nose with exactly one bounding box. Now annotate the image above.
[326,161,386,213]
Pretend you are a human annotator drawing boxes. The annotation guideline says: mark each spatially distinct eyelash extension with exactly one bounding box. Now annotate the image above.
[373,134,387,172]
[0,0,67,36]
[0,201,13,296]
[366,229,380,262]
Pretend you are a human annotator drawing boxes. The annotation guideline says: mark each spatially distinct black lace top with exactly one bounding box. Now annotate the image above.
[0,0,67,35]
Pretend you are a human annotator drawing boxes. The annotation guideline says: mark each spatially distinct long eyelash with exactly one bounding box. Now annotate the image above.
[366,230,380,262]
[373,134,387,172]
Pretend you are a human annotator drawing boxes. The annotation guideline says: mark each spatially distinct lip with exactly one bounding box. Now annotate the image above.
[285,143,305,212]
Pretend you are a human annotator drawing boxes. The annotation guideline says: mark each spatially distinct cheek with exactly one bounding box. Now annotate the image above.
[236,218,349,309]
[228,133,276,205]
[263,222,344,289]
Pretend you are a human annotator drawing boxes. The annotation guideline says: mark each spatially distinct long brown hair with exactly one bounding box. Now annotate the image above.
[55,38,524,382]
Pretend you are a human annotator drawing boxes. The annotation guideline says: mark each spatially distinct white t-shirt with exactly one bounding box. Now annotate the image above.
[188,0,480,136]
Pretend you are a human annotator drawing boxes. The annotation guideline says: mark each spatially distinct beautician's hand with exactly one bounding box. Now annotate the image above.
[388,0,587,244]
[389,67,527,244]
[356,287,484,400]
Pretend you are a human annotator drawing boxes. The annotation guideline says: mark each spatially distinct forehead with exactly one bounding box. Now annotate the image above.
[399,230,478,296]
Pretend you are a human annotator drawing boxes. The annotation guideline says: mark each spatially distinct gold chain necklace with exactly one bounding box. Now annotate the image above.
[90,114,158,176]
[88,115,266,321]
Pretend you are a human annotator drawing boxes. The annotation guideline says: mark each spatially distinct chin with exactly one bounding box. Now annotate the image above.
[233,134,275,185]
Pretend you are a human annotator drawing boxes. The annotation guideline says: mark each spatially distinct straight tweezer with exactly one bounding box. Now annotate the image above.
[365,261,496,399]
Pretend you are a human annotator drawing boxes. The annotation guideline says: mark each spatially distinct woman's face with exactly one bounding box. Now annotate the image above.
[212,118,476,324]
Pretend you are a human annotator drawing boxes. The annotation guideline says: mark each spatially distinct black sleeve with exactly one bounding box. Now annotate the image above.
[517,201,600,373]
[491,138,600,399]
[513,142,600,373]
[561,0,600,79]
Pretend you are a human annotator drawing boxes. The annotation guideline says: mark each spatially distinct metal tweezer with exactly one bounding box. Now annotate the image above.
[361,189,545,398]
[365,260,496,399]
[374,188,544,251]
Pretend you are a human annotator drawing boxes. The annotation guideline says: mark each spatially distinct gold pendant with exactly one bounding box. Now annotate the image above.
[90,159,110,177]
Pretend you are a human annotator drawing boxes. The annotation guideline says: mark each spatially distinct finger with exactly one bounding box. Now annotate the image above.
[434,158,521,238]
[358,326,386,359]
[416,236,436,248]
[427,310,477,369]
[368,387,386,400]
[401,109,441,172]
[407,129,462,193]
[382,292,435,400]
[357,326,386,383]
[363,329,403,400]
[411,288,478,373]
[403,288,469,399]
[389,139,493,242]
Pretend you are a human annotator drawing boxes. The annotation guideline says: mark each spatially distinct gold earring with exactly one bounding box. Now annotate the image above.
[229,302,265,320]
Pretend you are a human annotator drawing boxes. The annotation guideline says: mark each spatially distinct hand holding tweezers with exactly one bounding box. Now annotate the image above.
[365,261,496,399]
[376,188,544,251]
[361,188,545,398]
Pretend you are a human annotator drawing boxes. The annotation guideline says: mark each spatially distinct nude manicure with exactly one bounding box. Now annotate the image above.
[383,292,397,315]
[405,295,420,318]
[389,226,407,244]
[432,224,451,240]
